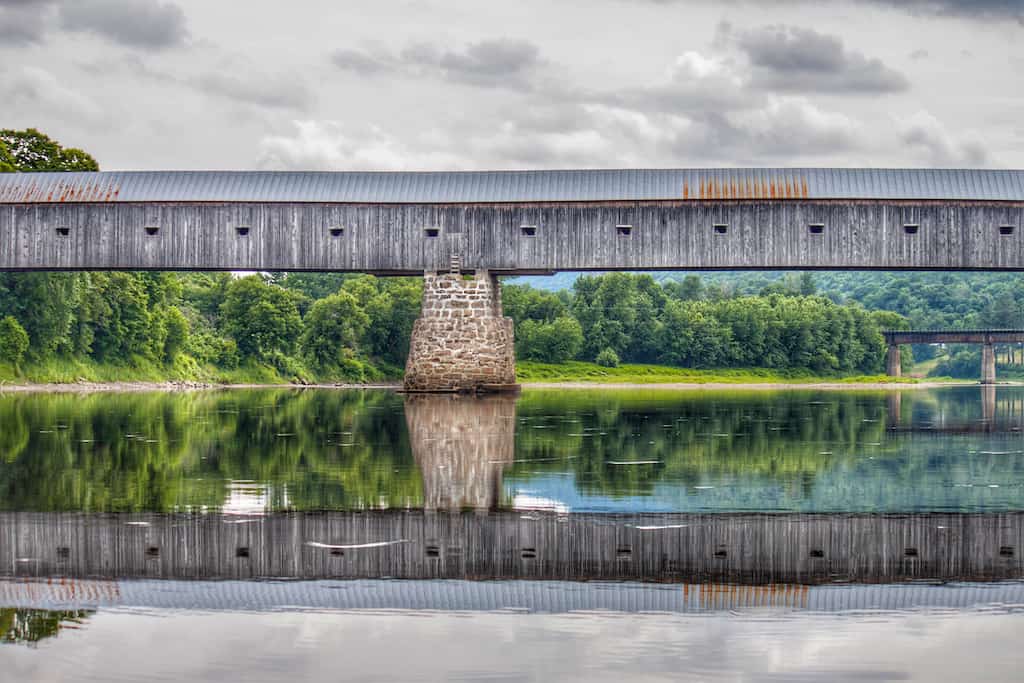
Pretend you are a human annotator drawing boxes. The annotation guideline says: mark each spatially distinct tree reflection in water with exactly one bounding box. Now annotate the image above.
[1,608,92,646]
[0,386,1021,513]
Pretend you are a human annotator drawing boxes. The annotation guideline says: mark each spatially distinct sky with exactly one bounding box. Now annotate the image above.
[0,0,1022,171]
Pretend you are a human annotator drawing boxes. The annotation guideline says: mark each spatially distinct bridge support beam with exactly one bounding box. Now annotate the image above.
[982,343,997,384]
[886,345,902,378]
[403,271,517,393]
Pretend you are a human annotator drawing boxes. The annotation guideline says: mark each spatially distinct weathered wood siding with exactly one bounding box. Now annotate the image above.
[3,511,1022,584]
[1,201,1022,272]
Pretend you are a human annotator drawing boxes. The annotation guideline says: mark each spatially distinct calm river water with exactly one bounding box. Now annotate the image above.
[2,386,1023,681]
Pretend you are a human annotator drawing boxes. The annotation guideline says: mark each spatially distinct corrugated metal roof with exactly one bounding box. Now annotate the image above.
[0,169,1022,204]
[4,579,1024,613]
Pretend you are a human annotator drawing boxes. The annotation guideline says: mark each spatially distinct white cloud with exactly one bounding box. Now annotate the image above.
[898,110,990,166]
[0,66,105,125]
[257,120,466,171]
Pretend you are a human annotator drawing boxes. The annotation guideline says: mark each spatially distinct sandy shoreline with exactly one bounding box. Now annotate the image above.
[0,379,996,394]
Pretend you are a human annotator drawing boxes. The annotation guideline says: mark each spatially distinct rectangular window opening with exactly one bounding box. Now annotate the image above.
[904,547,919,557]
[520,225,537,237]
[329,227,345,237]
[56,227,70,236]
[235,226,250,237]
[903,223,919,235]
[809,549,825,559]
[235,547,250,559]
[145,546,160,558]
[808,223,825,234]
[616,224,633,237]
[713,223,728,235]
[999,225,1016,236]
[144,226,160,236]
[424,227,440,238]
[1000,546,1015,557]
[521,548,537,559]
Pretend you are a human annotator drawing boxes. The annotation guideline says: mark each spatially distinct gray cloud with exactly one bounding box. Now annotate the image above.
[330,47,392,75]
[899,110,989,166]
[651,0,1024,22]
[332,38,544,91]
[191,71,312,110]
[736,25,910,94]
[58,0,188,49]
[0,1,55,46]
[879,0,1024,21]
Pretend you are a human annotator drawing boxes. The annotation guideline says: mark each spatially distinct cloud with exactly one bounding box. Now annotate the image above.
[898,110,990,166]
[875,0,1024,21]
[735,25,910,94]
[191,71,312,111]
[331,38,545,91]
[605,51,751,116]
[645,0,1024,22]
[258,120,466,171]
[0,2,55,46]
[58,0,188,49]
[330,47,392,75]
[0,65,105,124]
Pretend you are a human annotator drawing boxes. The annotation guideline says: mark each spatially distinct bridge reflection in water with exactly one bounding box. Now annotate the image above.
[3,391,1024,625]
[887,385,1024,432]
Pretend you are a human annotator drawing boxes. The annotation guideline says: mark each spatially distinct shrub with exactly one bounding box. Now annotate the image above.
[0,316,30,366]
[596,347,620,368]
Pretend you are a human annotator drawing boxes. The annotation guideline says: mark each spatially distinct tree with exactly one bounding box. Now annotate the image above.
[596,348,620,368]
[300,291,370,371]
[163,307,189,363]
[0,316,29,367]
[0,128,98,171]
[220,276,303,359]
[517,316,583,363]
[0,273,80,357]
[0,140,14,173]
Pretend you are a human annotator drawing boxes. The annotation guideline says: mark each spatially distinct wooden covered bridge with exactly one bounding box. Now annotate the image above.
[2,168,1022,391]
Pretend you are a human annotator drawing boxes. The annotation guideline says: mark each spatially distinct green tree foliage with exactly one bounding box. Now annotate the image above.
[517,316,584,363]
[0,139,15,172]
[163,307,189,362]
[596,347,620,368]
[0,128,98,171]
[0,273,80,357]
[300,291,370,372]
[0,316,30,366]
[220,276,303,359]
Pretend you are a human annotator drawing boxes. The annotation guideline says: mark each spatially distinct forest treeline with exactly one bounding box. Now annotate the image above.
[0,127,925,381]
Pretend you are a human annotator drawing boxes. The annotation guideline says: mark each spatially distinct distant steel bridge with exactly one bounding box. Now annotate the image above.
[883,330,1024,383]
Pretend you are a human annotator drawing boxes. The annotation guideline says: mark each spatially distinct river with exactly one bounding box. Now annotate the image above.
[2,386,1023,681]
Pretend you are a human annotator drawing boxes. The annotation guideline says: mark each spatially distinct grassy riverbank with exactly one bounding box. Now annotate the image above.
[0,357,965,390]
[0,357,402,386]
[516,361,928,385]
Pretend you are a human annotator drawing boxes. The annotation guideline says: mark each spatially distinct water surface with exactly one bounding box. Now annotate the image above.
[2,385,1023,681]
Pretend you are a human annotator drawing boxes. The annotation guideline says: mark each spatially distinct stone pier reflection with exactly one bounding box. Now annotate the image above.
[887,386,1023,432]
[405,393,516,511]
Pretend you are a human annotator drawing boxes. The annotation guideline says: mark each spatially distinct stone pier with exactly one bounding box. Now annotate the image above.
[982,343,997,385]
[886,345,902,377]
[403,271,517,392]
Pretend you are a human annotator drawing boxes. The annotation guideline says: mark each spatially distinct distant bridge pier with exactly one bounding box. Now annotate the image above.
[403,271,517,393]
[886,345,902,378]
[982,343,997,385]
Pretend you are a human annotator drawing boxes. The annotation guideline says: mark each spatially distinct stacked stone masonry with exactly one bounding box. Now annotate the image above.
[403,271,516,392]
